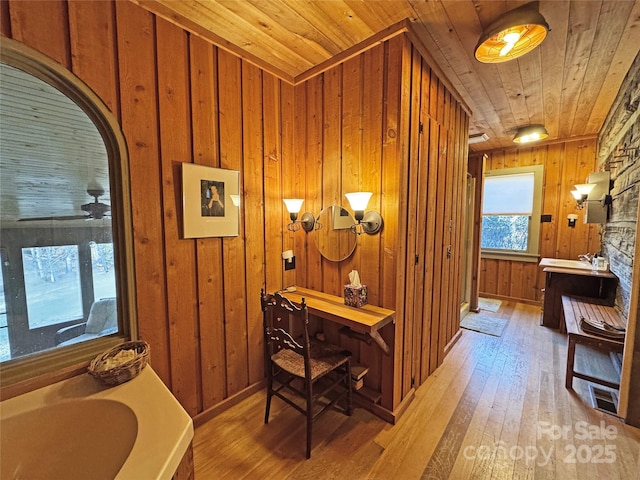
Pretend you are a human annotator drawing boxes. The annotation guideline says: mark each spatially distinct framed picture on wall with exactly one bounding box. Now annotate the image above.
[182,163,240,238]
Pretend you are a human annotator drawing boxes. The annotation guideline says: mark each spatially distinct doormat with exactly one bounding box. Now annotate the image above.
[478,297,502,312]
[461,312,506,337]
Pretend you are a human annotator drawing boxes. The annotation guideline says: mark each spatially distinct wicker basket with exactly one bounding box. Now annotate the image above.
[88,340,150,386]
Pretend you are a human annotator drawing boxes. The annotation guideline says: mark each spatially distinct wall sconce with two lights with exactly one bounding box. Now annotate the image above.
[283,192,384,235]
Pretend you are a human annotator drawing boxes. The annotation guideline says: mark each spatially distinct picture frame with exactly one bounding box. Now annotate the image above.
[182,163,240,238]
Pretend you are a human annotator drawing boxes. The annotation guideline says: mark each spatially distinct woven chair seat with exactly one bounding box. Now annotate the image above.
[272,346,350,380]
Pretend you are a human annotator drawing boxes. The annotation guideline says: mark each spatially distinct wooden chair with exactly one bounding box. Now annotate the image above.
[261,290,353,458]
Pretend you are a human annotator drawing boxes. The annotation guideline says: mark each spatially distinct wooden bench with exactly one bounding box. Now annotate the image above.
[561,295,625,390]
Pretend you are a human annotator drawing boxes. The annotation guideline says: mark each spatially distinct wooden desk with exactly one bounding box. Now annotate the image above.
[561,295,625,390]
[282,287,395,355]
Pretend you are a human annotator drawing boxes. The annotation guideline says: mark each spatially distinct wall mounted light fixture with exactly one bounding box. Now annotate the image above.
[513,124,549,144]
[283,198,315,232]
[474,2,549,63]
[344,192,384,235]
[567,213,578,228]
[571,183,596,210]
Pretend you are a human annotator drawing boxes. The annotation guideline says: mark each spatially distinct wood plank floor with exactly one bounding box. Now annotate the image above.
[193,302,640,479]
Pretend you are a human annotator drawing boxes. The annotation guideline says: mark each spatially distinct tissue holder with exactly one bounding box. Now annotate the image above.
[344,284,367,308]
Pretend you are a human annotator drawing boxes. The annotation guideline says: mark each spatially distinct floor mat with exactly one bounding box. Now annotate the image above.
[460,312,506,337]
[478,297,502,312]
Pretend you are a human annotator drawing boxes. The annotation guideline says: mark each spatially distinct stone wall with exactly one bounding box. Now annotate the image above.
[598,51,640,322]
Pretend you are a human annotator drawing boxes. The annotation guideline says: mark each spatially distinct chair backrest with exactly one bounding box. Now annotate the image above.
[261,290,310,362]
[85,297,118,334]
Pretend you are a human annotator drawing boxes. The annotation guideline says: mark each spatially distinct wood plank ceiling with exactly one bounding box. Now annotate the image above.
[134,0,640,152]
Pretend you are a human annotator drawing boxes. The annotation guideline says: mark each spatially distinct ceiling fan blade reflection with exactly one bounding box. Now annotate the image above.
[18,215,91,222]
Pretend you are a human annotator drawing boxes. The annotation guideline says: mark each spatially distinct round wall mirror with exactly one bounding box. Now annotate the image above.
[313,206,357,262]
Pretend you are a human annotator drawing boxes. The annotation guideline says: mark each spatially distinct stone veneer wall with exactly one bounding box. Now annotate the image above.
[597,51,640,322]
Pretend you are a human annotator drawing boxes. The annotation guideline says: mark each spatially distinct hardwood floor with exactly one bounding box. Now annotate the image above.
[193,302,640,479]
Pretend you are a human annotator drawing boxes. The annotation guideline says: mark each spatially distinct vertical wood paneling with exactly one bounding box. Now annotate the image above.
[300,76,322,289]
[115,1,171,385]
[1,0,11,36]
[68,0,119,118]
[242,62,266,386]
[8,0,70,68]
[280,80,298,286]
[6,5,470,420]
[189,37,227,409]
[263,73,284,294]
[156,19,200,415]
[406,48,423,393]
[361,47,384,307]
[385,34,411,409]
[217,50,249,396]
[479,138,599,303]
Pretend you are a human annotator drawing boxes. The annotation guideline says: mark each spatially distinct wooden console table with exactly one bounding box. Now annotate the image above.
[281,287,395,355]
[561,295,625,390]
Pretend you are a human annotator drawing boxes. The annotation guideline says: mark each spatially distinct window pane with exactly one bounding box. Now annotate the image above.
[91,242,116,300]
[22,246,83,328]
[481,215,529,251]
[483,173,535,215]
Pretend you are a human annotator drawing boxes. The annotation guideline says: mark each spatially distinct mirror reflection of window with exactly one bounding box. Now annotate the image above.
[0,42,132,372]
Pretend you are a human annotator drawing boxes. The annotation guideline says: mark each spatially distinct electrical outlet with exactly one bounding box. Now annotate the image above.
[284,256,296,271]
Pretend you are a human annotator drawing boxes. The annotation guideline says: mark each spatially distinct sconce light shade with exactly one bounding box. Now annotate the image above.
[474,2,549,63]
[230,194,241,207]
[283,198,304,215]
[344,192,383,235]
[345,192,372,215]
[513,124,548,144]
[574,183,596,196]
[282,198,315,232]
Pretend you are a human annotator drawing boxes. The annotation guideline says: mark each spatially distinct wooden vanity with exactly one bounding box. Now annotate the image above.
[539,258,618,329]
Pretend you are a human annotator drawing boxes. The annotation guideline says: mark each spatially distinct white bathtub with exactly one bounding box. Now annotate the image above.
[0,366,193,480]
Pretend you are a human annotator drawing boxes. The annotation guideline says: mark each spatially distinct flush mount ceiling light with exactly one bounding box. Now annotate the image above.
[475,2,549,63]
[513,124,549,144]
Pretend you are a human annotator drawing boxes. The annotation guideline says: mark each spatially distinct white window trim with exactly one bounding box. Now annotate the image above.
[481,164,544,262]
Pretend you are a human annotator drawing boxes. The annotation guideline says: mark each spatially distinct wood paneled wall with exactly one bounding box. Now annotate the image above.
[1,1,469,419]
[2,0,293,416]
[477,139,601,303]
[291,35,469,410]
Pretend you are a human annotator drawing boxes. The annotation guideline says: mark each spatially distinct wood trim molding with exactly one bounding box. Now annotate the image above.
[402,22,472,117]
[293,18,409,84]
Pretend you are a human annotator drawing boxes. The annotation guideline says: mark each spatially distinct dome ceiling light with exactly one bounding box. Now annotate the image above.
[475,2,549,64]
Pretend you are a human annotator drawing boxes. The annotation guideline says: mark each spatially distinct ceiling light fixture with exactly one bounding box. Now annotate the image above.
[475,2,549,64]
[513,124,549,144]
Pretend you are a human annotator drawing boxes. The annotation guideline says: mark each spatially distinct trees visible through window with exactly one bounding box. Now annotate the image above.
[481,165,544,260]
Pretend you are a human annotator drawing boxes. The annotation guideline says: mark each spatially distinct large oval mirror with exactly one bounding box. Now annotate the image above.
[0,38,135,387]
[313,206,357,262]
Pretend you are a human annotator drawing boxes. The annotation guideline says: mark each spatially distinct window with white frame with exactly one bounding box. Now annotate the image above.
[481,165,544,261]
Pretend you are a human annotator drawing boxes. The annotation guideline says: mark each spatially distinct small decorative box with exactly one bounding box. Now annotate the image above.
[344,284,367,307]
